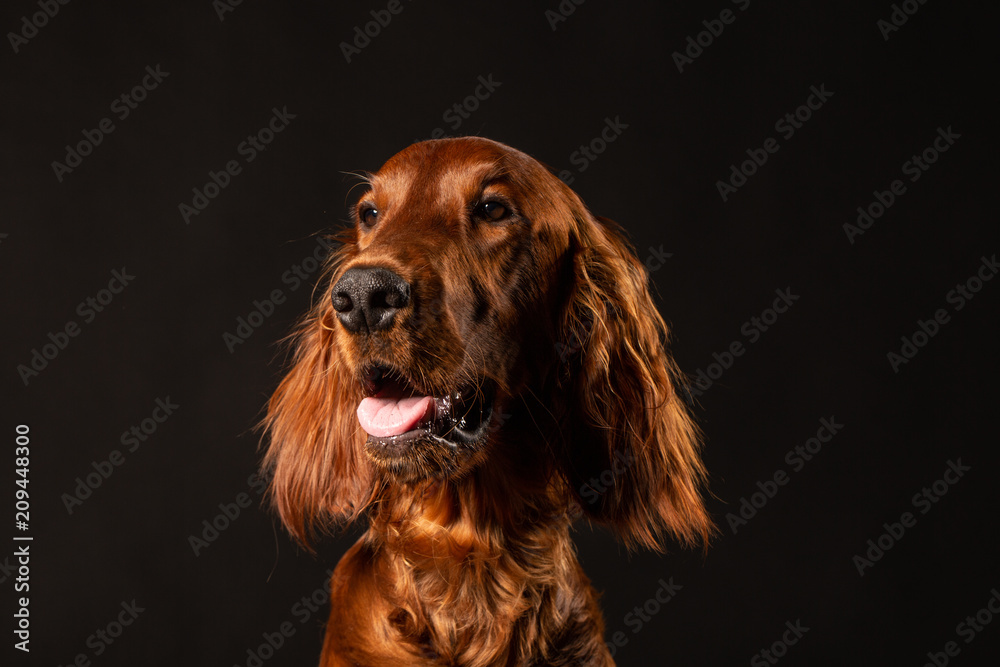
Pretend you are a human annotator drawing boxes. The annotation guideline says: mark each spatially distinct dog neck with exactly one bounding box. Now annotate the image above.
[368,468,568,563]
[360,469,587,664]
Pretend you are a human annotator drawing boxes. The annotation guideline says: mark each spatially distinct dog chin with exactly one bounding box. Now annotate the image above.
[357,365,498,481]
[363,421,494,482]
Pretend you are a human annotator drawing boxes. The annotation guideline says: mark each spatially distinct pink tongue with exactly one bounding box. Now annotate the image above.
[357,395,434,438]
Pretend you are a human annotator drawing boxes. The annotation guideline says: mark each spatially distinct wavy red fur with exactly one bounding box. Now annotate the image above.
[262,137,713,666]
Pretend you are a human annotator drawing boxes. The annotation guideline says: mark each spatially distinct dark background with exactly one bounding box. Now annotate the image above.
[2,0,997,665]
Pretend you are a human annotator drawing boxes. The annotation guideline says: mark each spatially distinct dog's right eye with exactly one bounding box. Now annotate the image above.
[480,201,508,221]
[474,199,513,223]
[359,206,379,228]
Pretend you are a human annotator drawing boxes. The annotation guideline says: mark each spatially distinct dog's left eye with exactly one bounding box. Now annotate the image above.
[477,201,509,222]
[359,206,379,227]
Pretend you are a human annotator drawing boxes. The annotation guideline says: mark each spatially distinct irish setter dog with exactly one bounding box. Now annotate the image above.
[263,137,712,666]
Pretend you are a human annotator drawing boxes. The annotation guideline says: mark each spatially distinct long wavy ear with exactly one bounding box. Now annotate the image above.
[558,209,713,551]
[262,269,373,548]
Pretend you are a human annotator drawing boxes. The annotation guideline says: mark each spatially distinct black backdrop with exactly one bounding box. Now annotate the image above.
[2,1,997,665]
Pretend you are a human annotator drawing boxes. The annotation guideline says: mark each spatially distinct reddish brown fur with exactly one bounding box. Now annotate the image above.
[263,137,712,666]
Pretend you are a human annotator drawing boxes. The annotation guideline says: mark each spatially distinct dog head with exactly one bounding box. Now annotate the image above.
[264,137,712,550]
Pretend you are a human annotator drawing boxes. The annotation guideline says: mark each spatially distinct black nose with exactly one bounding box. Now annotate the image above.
[331,267,410,334]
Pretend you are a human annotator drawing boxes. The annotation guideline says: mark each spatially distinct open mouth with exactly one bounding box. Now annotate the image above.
[356,364,496,472]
